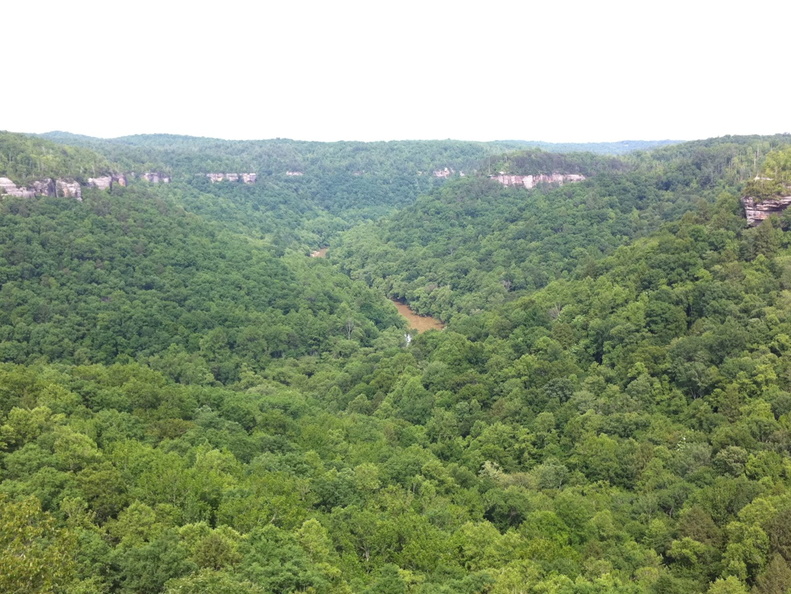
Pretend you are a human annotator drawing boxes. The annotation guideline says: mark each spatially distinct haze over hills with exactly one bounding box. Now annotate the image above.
[2,130,791,593]
[492,139,682,155]
[35,132,681,177]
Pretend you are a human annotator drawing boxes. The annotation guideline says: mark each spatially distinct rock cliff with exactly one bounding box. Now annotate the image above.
[56,179,82,200]
[88,175,114,191]
[141,172,170,183]
[491,173,586,189]
[1,167,166,201]
[742,194,791,226]
[207,173,257,183]
[0,174,131,201]
[0,176,77,198]
[0,177,35,197]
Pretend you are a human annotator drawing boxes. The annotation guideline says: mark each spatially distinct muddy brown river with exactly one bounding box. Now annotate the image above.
[391,300,444,332]
[309,247,443,332]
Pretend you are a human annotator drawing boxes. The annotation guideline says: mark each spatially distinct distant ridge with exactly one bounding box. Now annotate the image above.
[38,132,681,155]
[495,139,682,154]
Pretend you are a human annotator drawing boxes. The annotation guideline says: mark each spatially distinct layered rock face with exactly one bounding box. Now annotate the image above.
[207,173,257,183]
[0,177,35,197]
[86,174,128,190]
[492,173,586,189]
[2,171,143,201]
[88,176,113,190]
[141,172,170,183]
[32,179,56,196]
[56,179,82,200]
[0,176,80,198]
[742,194,791,226]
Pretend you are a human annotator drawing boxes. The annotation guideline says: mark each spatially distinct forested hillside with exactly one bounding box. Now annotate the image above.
[0,186,404,382]
[2,132,791,594]
[333,136,791,322]
[0,133,116,183]
[37,133,526,245]
[498,139,681,155]
[40,133,523,178]
[42,133,676,176]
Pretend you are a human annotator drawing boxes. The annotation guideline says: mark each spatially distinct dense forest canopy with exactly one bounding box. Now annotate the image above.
[331,137,791,323]
[742,146,791,200]
[497,139,682,155]
[482,149,628,177]
[39,133,526,178]
[39,133,681,176]
[2,131,791,593]
[0,132,116,183]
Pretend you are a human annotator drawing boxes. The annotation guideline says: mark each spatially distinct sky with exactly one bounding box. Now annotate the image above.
[3,0,789,143]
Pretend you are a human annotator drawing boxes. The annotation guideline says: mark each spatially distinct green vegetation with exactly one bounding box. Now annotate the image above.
[0,187,402,382]
[743,147,791,200]
[1,131,791,593]
[497,139,681,155]
[0,132,115,183]
[482,148,627,177]
[37,133,527,246]
[333,136,791,322]
[40,133,525,178]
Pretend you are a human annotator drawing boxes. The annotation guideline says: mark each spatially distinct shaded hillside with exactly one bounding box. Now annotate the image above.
[333,136,791,322]
[497,138,681,154]
[482,148,628,177]
[630,133,791,190]
[0,132,116,183]
[2,131,791,594]
[37,134,525,245]
[0,188,403,383]
[2,181,791,593]
[40,133,524,178]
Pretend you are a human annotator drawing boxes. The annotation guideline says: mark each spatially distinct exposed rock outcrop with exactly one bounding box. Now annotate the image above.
[32,178,56,196]
[56,179,82,200]
[0,177,80,198]
[2,172,127,201]
[0,177,36,197]
[0,177,15,193]
[86,174,126,190]
[0,177,33,197]
[742,194,791,226]
[492,173,586,189]
[88,175,114,190]
[141,172,170,183]
[207,173,257,183]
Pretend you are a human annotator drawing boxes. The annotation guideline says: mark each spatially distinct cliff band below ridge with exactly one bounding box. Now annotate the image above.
[742,194,791,226]
[491,173,585,189]
[0,172,170,200]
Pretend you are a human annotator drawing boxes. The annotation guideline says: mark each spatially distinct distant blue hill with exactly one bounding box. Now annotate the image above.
[496,139,682,154]
[39,132,681,155]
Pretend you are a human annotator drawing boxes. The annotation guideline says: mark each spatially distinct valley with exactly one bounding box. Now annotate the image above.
[1,130,791,594]
[390,299,445,332]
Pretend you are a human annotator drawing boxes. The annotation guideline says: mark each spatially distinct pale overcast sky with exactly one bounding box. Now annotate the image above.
[3,0,789,143]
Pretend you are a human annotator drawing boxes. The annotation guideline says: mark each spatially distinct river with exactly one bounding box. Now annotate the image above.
[309,247,443,332]
[391,299,444,332]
